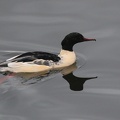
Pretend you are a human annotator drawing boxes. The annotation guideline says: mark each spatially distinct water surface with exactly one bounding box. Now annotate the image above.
[0,0,120,120]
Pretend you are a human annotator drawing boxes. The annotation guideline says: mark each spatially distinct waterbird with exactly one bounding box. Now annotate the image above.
[0,32,96,73]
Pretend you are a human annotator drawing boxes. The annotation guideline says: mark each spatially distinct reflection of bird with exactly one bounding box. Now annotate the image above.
[62,63,97,91]
[63,73,97,91]
[0,32,95,73]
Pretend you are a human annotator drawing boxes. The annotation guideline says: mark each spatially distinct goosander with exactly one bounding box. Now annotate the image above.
[0,32,96,73]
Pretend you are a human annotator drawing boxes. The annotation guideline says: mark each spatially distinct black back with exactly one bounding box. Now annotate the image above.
[15,51,61,62]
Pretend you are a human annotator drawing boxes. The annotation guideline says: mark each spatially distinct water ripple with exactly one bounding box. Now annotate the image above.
[84,28,116,38]
[0,15,71,24]
[0,114,27,120]
[84,88,120,96]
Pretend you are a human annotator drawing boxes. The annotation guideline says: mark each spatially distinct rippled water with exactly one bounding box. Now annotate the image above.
[0,0,120,120]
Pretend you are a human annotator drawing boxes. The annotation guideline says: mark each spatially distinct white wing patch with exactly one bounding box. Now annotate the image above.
[6,54,21,61]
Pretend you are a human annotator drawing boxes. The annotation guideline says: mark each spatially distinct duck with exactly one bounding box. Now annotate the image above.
[0,32,96,73]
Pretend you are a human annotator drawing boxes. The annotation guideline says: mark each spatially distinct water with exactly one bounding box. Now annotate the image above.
[0,0,120,120]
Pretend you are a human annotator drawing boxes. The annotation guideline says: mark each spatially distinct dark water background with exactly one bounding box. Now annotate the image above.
[0,0,120,120]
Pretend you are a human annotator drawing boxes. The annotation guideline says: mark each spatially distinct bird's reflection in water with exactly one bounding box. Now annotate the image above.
[61,63,97,91]
[1,63,97,91]
[63,73,97,91]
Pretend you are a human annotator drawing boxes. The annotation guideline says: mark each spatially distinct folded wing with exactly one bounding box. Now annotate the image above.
[0,51,60,67]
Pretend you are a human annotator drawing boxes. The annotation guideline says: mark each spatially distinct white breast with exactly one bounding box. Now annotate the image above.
[53,49,76,69]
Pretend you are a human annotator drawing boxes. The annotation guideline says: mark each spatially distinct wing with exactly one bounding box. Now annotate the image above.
[0,51,60,67]
[13,51,60,62]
